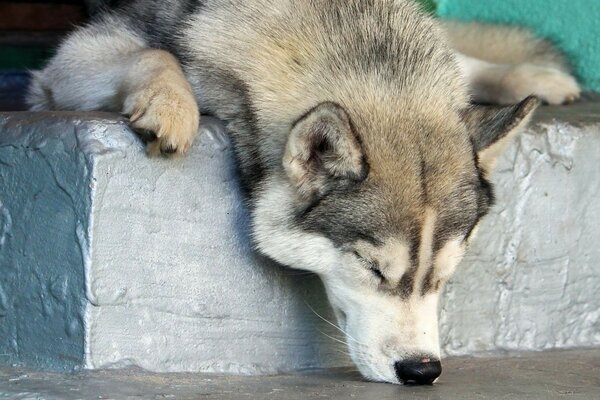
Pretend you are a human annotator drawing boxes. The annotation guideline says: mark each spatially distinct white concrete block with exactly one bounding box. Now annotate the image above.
[440,105,600,355]
[1,104,599,373]
[79,114,347,373]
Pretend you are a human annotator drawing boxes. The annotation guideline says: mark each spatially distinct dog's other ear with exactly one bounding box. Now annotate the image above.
[283,102,368,201]
[463,96,540,173]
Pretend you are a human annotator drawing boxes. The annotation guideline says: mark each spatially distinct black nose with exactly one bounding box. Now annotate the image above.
[394,359,442,385]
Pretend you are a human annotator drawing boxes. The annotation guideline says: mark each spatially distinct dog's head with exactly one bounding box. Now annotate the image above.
[252,98,538,384]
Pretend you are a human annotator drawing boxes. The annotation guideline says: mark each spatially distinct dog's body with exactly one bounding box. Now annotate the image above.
[28,0,579,384]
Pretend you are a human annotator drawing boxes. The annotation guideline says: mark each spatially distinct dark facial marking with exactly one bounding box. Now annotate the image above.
[396,234,420,299]
[296,184,384,248]
[421,267,435,296]
[354,251,386,283]
[419,158,429,204]
[421,152,496,295]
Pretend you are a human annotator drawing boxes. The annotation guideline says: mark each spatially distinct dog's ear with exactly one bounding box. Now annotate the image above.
[463,96,540,173]
[283,102,368,201]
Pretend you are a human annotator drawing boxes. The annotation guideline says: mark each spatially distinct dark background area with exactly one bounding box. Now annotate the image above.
[0,1,94,68]
[0,1,93,110]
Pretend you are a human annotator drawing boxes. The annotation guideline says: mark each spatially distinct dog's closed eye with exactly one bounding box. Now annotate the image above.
[353,251,386,282]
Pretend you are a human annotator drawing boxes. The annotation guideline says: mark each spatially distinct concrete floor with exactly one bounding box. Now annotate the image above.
[1,349,599,400]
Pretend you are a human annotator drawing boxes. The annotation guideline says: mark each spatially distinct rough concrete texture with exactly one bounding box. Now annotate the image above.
[83,116,342,374]
[440,103,600,356]
[1,349,599,400]
[0,103,599,374]
[0,113,91,371]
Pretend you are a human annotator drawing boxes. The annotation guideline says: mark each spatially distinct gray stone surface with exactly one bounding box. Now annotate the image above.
[1,349,599,400]
[440,103,600,356]
[0,103,599,374]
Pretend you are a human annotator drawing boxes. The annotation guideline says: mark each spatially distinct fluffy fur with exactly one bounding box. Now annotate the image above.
[28,0,578,384]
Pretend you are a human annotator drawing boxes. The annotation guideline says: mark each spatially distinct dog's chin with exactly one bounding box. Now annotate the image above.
[347,346,398,384]
[355,362,398,384]
[333,310,397,384]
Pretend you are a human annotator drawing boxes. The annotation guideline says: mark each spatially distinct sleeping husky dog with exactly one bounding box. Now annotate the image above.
[28,0,579,385]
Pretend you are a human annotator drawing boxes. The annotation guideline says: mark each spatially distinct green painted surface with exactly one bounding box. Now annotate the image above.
[437,0,600,91]
[0,47,53,70]
[0,115,90,371]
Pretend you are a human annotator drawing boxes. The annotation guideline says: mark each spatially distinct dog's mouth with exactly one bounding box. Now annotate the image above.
[333,311,443,385]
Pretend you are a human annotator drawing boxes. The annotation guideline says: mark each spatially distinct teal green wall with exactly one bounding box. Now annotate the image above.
[0,116,89,371]
[437,0,600,91]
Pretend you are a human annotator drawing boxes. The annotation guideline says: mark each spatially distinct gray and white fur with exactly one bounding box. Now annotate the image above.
[27,0,579,384]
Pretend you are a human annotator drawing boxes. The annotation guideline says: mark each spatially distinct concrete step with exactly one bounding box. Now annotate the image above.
[0,103,599,373]
[1,349,599,400]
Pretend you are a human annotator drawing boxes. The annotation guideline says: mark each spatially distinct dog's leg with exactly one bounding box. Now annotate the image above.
[445,22,581,105]
[120,50,200,155]
[27,18,199,155]
[455,53,581,105]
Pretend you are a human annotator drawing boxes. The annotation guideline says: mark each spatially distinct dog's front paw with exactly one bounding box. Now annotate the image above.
[500,64,581,105]
[125,80,200,156]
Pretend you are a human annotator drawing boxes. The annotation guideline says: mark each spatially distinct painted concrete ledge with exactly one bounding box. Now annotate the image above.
[2,349,599,400]
[0,103,599,373]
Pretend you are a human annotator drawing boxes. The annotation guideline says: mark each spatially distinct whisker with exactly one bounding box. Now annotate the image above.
[304,301,364,345]
[317,329,349,347]
[332,348,353,357]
